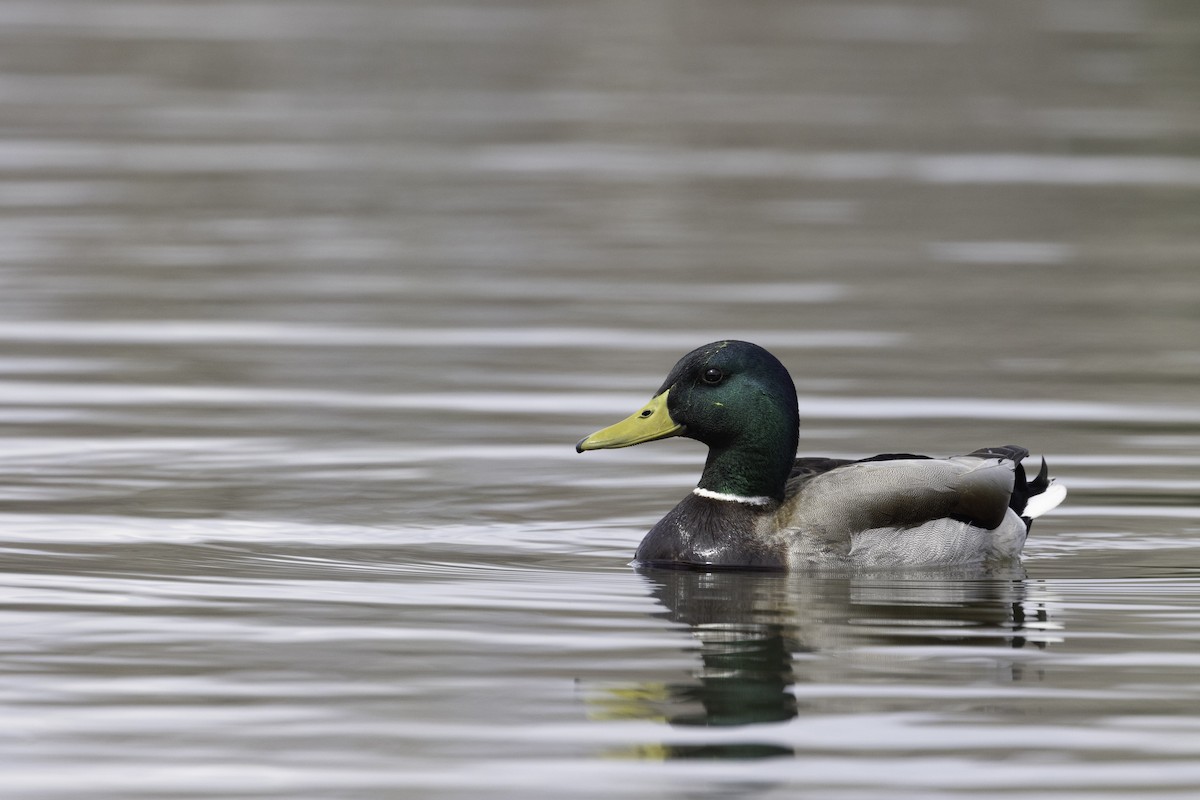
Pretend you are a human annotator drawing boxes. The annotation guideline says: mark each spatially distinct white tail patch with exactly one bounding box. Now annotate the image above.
[1024,480,1067,519]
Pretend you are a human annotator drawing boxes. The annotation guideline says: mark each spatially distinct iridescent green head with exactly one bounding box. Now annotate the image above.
[577,340,800,502]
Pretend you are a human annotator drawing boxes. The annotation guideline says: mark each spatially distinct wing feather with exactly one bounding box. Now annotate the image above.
[789,457,1016,533]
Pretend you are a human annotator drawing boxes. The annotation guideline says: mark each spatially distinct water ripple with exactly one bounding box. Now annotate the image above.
[0,321,900,350]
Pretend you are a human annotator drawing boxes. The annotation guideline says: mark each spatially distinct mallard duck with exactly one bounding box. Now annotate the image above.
[576,340,1066,570]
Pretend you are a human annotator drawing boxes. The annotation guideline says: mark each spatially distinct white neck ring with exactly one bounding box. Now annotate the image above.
[692,487,773,507]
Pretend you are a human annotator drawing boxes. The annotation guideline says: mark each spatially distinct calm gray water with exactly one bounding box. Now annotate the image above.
[2,1,1199,798]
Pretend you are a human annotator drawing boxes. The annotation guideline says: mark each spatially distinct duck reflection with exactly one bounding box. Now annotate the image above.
[592,566,1058,759]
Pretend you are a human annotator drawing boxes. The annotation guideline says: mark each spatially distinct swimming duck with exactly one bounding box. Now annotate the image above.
[576,340,1066,570]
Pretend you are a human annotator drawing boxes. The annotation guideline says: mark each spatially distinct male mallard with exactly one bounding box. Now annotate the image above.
[577,340,1066,570]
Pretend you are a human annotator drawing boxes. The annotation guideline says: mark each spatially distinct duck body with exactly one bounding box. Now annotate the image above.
[578,341,1066,571]
[636,448,1044,570]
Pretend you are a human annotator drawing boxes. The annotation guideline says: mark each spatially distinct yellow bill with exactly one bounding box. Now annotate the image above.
[576,391,682,452]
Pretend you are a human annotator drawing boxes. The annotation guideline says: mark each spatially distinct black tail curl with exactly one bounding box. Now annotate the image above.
[1012,456,1051,530]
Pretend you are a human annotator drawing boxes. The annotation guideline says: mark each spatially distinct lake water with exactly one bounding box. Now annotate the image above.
[1,1,1199,798]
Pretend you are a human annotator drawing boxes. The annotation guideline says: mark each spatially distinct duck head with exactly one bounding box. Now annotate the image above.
[577,340,800,503]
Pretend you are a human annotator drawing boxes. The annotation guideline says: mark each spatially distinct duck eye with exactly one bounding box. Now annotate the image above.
[701,367,724,385]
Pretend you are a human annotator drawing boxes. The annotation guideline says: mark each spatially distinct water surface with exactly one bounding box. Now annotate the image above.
[1,1,1199,798]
